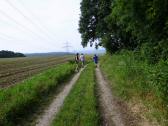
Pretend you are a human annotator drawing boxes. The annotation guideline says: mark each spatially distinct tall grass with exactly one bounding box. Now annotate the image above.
[0,63,75,126]
[100,51,168,125]
[52,64,99,126]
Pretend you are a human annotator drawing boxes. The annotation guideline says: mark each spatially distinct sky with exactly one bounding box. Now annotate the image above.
[0,0,104,53]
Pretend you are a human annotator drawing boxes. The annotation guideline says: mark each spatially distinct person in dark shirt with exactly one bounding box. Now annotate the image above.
[93,54,98,67]
[75,53,80,72]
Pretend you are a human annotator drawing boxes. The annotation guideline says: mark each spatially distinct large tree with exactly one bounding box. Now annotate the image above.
[79,0,99,47]
[79,0,168,60]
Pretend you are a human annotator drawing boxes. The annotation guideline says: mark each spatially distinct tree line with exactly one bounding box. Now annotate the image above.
[0,50,25,58]
[79,0,168,63]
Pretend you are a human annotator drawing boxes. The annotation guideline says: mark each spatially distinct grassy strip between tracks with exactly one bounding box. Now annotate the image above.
[0,63,75,126]
[52,64,99,126]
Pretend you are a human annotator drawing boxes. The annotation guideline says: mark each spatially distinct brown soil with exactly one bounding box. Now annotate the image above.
[128,99,160,126]
[0,57,72,88]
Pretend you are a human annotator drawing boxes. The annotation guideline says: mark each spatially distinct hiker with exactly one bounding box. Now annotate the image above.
[93,54,98,67]
[75,53,80,72]
[80,53,85,67]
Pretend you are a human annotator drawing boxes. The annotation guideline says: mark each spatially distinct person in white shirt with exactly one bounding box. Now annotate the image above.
[80,53,85,67]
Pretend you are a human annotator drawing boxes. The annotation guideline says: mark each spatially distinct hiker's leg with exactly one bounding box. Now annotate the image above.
[75,64,78,72]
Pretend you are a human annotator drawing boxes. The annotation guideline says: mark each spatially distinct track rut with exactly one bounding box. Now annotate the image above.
[35,67,85,126]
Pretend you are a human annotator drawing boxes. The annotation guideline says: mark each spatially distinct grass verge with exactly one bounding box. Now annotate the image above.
[100,52,168,125]
[0,63,75,126]
[52,64,99,126]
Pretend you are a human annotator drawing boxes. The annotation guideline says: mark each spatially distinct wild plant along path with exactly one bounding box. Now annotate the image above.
[96,67,125,126]
[35,67,85,126]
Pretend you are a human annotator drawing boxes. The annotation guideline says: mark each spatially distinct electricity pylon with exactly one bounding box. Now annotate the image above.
[62,42,72,54]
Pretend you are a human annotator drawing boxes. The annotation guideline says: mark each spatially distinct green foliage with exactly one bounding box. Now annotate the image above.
[0,63,75,126]
[149,60,168,103]
[79,0,168,61]
[0,50,25,58]
[79,0,112,48]
[100,52,168,125]
[52,64,99,126]
[79,0,99,47]
[140,39,168,64]
[79,0,168,123]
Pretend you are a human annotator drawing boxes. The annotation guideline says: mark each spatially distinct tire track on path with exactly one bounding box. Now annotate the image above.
[96,66,157,126]
[96,67,125,126]
[35,67,85,126]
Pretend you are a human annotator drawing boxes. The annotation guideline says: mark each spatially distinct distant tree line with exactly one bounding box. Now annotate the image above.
[0,50,25,58]
[79,0,168,63]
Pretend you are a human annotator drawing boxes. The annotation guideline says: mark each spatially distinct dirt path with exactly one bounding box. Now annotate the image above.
[96,67,159,126]
[96,67,125,126]
[35,67,85,126]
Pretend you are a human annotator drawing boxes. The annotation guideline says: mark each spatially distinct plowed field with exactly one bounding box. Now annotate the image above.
[0,56,73,88]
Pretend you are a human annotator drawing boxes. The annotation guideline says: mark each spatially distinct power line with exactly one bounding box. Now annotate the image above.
[5,0,56,43]
[0,32,21,41]
[0,13,35,41]
[0,32,23,41]
[0,8,47,41]
[17,0,57,41]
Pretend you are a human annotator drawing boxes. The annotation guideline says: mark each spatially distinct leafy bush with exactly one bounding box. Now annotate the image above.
[149,60,168,103]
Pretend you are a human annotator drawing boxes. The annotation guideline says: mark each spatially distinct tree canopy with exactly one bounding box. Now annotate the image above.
[79,0,168,62]
[0,50,25,58]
